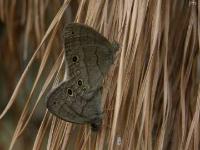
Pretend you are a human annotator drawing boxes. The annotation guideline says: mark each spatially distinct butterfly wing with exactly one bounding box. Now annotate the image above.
[64,23,118,88]
[46,81,90,123]
[46,78,102,124]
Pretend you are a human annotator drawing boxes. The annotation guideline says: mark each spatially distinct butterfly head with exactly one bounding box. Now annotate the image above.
[90,117,102,131]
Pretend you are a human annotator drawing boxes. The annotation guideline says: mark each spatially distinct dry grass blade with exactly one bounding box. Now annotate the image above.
[185,84,200,150]
[108,24,125,150]
[32,111,51,150]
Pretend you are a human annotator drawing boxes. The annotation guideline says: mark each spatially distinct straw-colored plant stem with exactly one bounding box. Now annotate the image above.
[0,0,199,150]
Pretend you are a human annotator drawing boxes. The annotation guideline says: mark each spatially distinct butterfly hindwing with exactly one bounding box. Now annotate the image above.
[46,80,102,124]
[46,81,87,123]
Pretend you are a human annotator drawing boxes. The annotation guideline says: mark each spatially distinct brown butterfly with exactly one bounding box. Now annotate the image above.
[46,23,118,131]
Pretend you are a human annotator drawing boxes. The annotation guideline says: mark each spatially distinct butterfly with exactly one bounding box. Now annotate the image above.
[46,23,118,131]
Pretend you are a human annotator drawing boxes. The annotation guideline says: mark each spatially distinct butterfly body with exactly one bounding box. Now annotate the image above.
[46,23,118,131]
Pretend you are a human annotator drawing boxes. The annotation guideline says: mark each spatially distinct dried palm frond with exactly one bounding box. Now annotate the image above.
[0,0,199,150]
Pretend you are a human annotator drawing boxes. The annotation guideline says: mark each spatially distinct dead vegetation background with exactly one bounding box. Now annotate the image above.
[0,0,199,150]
